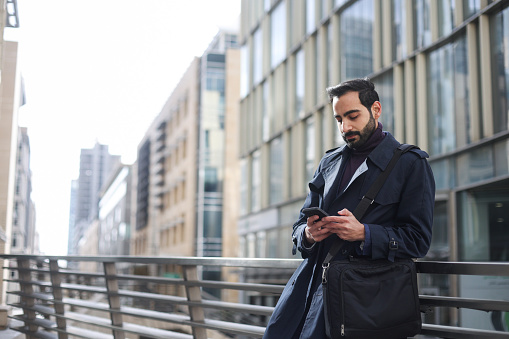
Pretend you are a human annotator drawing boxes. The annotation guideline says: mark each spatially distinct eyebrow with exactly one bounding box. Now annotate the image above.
[334,109,360,119]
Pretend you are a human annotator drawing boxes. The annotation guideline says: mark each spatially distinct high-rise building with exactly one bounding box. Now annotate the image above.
[67,143,120,255]
[133,30,239,284]
[238,0,509,330]
[0,39,24,304]
[11,127,37,255]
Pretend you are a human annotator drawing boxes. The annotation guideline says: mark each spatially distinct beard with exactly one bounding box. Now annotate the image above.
[342,114,377,149]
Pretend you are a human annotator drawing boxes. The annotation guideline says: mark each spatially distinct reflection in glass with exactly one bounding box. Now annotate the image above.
[340,0,373,81]
[458,185,509,261]
[415,0,431,49]
[271,1,286,69]
[307,0,316,35]
[456,145,494,187]
[427,34,468,155]
[253,28,263,85]
[295,49,305,119]
[491,7,509,134]
[392,0,407,60]
[373,71,394,134]
[270,137,284,205]
[437,0,454,38]
[251,150,261,212]
[306,118,315,180]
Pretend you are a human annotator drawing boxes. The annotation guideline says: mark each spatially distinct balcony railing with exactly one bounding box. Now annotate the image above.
[1,255,508,339]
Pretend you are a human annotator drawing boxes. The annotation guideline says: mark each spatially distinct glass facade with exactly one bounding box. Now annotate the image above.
[491,6,509,134]
[239,0,509,327]
[269,137,283,205]
[295,49,305,119]
[271,1,286,69]
[415,0,431,49]
[340,0,373,81]
[427,34,469,155]
[307,0,316,35]
[253,28,263,86]
[392,0,407,61]
[373,71,394,134]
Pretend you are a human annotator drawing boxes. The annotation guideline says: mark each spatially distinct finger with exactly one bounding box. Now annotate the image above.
[338,208,352,216]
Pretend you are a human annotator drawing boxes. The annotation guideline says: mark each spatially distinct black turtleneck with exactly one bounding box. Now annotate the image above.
[339,122,385,191]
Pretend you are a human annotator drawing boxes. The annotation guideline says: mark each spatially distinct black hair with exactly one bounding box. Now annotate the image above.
[326,78,379,112]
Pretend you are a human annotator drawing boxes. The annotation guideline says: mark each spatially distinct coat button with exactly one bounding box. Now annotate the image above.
[342,249,348,255]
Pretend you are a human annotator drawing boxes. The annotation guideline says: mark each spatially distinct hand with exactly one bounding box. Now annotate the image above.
[304,215,332,244]
[321,208,365,242]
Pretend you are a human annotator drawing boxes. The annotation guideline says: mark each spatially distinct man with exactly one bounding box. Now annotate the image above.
[263,78,435,338]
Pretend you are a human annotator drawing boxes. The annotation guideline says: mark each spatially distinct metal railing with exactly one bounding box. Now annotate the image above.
[1,255,508,339]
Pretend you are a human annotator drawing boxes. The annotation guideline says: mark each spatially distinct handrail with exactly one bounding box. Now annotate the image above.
[1,255,508,338]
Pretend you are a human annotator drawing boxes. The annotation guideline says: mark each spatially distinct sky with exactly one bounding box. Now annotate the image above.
[4,0,241,255]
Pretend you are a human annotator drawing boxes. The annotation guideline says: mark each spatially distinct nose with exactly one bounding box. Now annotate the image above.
[341,120,352,133]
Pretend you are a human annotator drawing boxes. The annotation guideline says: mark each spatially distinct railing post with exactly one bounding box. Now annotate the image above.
[182,265,207,339]
[103,262,125,339]
[49,260,68,339]
[17,258,38,338]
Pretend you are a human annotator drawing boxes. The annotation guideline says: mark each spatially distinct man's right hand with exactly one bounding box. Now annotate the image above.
[305,215,332,244]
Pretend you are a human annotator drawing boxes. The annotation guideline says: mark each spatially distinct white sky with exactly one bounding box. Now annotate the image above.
[4,0,241,255]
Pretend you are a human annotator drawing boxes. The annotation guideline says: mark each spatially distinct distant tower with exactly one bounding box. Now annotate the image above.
[67,143,120,255]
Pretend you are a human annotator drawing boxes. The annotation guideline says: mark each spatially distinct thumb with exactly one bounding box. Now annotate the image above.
[337,208,352,216]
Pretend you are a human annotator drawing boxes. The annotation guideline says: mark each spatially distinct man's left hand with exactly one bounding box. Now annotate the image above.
[321,208,365,242]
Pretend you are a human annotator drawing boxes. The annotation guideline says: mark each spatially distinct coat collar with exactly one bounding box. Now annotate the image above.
[319,132,400,210]
[366,132,400,171]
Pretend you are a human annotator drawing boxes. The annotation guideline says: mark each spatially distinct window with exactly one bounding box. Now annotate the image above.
[269,137,283,205]
[414,0,431,49]
[392,0,407,61]
[326,24,333,87]
[306,118,316,180]
[463,0,480,20]
[271,1,286,69]
[374,71,395,134]
[251,150,261,212]
[240,44,249,98]
[253,28,263,85]
[262,82,270,141]
[458,183,509,261]
[437,0,454,38]
[427,34,469,155]
[491,6,509,134]
[295,49,305,119]
[307,0,316,35]
[340,0,374,81]
[240,160,248,216]
[315,31,322,105]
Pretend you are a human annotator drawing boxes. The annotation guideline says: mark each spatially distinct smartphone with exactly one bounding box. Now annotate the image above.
[302,207,329,220]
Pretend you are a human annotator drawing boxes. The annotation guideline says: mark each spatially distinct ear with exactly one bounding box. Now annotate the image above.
[371,101,382,120]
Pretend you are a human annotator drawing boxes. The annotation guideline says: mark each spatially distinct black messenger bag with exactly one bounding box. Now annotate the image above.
[322,144,422,339]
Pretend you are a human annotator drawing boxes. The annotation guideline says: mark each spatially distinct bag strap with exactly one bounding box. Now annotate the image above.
[322,143,417,265]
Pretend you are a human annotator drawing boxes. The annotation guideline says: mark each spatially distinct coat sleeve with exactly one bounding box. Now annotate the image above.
[367,152,435,260]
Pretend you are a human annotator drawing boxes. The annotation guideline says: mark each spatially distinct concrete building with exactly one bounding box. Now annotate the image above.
[0,39,24,305]
[11,127,37,255]
[133,30,239,286]
[238,0,509,330]
[68,143,120,256]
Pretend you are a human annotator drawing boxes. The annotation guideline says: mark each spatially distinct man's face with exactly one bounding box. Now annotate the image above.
[332,91,381,149]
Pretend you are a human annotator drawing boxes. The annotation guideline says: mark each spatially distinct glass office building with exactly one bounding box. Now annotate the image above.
[238,0,509,330]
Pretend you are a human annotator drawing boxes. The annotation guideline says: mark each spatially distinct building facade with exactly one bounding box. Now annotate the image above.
[133,30,239,285]
[97,164,131,257]
[0,40,24,304]
[238,0,509,331]
[11,127,37,255]
[67,143,120,256]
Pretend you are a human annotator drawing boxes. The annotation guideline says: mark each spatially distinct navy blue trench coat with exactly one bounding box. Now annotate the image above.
[263,133,435,339]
